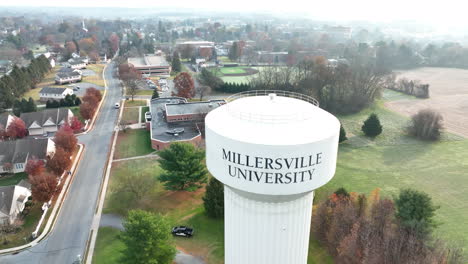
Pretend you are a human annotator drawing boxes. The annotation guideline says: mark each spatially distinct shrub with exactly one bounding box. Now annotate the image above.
[408,109,443,141]
[362,113,382,137]
[339,124,347,143]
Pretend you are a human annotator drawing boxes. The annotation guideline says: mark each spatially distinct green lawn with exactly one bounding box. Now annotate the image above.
[99,157,332,264]
[312,100,468,248]
[83,64,105,87]
[0,202,43,249]
[113,129,153,160]
[140,106,149,122]
[134,90,153,96]
[382,88,417,101]
[92,227,125,264]
[124,100,147,107]
[70,106,85,123]
[121,108,139,124]
[0,172,27,186]
[219,67,247,75]
[97,94,468,261]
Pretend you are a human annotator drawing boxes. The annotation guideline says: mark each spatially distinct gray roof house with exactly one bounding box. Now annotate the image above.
[0,113,14,131]
[55,70,82,85]
[68,59,87,70]
[0,138,55,174]
[20,108,74,136]
[0,180,32,225]
[38,87,74,102]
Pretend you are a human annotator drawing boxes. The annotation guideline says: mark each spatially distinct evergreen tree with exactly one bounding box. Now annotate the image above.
[171,51,182,72]
[121,210,176,264]
[20,98,29,114]
[158,142,207,191]
[152,89,160,99]
[26,97,37,112]
[74,97,82,106]
[0,76,15,108]
[10,65,28,95]
[339,124,347,143]
[203,177,224,218]
[64,94,74,106]
[362,113,383,137]
[12,100,22,116]
[229,42,239,61]
[395,189,439,238]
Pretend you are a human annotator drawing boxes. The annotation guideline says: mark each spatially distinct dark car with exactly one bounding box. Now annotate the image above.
[171,226,194,237]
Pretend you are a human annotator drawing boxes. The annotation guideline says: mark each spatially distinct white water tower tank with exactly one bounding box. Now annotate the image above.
[205,91,340,264]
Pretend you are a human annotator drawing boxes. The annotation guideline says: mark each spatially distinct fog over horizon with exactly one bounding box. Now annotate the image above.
[0,0,466,27]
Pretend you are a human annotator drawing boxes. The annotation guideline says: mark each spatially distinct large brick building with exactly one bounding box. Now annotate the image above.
[147,97,225,150]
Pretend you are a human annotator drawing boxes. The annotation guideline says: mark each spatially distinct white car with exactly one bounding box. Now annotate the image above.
[114,103,120,109]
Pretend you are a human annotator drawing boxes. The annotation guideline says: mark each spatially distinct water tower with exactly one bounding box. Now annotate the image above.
[205,91,340,264]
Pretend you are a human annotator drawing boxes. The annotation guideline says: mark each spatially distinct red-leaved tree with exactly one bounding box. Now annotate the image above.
[69,116,83,133]
[54,126,77,154]
[79,101,96,120]
[46,147,71,175]
[85,87,102,102]
[25,158,46,177]
[173,72,195,99]
[108,33,120,55]
[6,117,27,139]
[29,171,58,203]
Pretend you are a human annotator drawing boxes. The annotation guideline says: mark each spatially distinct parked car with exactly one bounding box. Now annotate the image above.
[145,111,152,121]
[171,226,194,237]
[114,103,120,109]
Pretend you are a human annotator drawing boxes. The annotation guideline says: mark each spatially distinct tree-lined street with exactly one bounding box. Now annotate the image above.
[0,61,121,264]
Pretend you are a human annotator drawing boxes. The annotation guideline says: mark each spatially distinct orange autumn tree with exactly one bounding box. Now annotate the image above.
[173,72,195,99]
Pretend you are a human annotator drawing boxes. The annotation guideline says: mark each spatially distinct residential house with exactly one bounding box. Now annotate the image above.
[0,138,56,174]
[55,71,82,84]
[0,113,14,131]
[68,59,87,70]
[68,56,89,65]
[0,180,32,225]
[39,87,74,102]
[20,108,74,136]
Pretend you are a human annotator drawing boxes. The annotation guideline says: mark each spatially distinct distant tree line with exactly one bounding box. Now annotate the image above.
[384,74,430,98]
[0,55,51,110]
[216,82,250,93]
[250,57,384,114]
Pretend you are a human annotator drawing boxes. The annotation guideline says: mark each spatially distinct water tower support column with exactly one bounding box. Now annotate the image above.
[224,186,314,264]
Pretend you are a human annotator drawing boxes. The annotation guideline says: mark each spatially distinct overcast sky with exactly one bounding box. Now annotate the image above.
[0,0,465,25]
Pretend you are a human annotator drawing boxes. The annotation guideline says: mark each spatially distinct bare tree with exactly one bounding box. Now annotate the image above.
[196,85,211,101]
[115,172,156,200]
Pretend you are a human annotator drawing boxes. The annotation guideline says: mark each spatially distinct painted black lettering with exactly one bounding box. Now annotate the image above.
[223,149,231,161]
[275,173,284,184]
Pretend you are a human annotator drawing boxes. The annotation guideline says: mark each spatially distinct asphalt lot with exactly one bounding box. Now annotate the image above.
[0,61,121,264]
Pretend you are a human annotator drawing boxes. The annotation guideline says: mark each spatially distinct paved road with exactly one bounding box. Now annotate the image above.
[0,61,122,264]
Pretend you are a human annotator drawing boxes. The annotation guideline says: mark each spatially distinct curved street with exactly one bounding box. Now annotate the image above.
[0,61,122,264]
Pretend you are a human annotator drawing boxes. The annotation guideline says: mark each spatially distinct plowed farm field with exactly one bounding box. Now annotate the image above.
[386,67,468,138]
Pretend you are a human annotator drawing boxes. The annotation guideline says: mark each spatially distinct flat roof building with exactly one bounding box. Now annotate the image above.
[128,54,171,77]
[147,97,225,150]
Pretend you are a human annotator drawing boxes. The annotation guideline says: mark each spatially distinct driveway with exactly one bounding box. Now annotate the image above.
[0,61,122,264]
